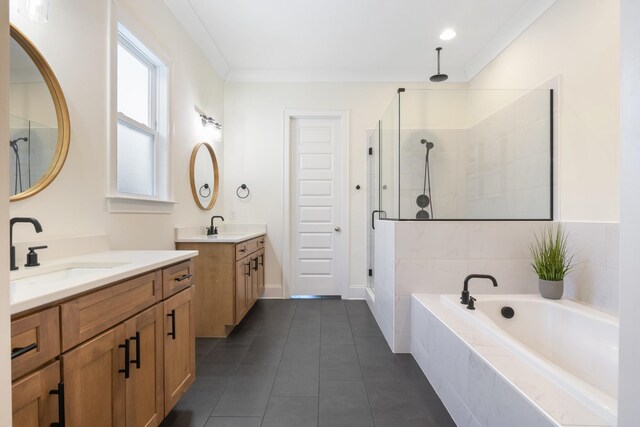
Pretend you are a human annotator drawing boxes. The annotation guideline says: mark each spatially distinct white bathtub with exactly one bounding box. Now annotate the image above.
[411,294,618,426]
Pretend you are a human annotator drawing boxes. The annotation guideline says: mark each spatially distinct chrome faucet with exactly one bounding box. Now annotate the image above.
[10,217,43,271]
[461,274,498,305]
[207,216,225,236]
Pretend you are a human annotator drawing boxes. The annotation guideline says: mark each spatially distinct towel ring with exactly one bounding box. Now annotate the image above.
[199,183,211,198]
[236,184,250,199]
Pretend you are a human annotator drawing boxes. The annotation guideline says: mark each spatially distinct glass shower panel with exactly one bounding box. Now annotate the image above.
[380,93,399,219]
[398,88,552,220]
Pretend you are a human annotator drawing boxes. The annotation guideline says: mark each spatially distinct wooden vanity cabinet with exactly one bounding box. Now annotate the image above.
[11,361,61,427]
[61,324,127,426]
[125,304,165,427]
[235,258,250,322]
[163,287,196,416]
[10,258,196,427]
[176,235,266,337]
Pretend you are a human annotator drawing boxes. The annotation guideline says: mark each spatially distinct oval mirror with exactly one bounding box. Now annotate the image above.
[190,142,219,210]
[9,25,70,201]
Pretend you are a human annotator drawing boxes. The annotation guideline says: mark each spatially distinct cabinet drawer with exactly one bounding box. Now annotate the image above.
[11,307,60,381]
[235,242,249,260]
[60,271,162,351]
[162,260,194,298]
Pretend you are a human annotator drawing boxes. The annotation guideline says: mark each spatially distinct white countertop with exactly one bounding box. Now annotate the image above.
[10,250,198,316]
[175,231,265,244]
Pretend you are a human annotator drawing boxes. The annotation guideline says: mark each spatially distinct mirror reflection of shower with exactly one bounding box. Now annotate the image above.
[416,138,434,219]
[9,115,57,196]
[9,136,28,195]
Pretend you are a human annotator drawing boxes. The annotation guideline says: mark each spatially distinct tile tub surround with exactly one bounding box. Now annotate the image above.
[160,299,455,427]
[369,220,620,353]
[411,295,613,427]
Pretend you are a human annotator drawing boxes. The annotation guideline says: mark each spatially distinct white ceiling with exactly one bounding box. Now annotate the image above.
[164,0,556,82]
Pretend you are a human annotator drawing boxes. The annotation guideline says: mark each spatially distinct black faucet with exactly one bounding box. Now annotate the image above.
[207,216,225,236]
[461,274,498,305]
[10,217,43,271]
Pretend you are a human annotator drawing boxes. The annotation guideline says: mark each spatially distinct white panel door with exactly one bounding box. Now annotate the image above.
[291,117,344,296]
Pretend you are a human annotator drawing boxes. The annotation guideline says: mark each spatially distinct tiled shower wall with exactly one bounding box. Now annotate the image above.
[369,220,619,353]
[397,89,551,220]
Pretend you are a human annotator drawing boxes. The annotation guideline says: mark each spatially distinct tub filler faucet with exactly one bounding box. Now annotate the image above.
[461,274,498,306]
[207,216,224,236]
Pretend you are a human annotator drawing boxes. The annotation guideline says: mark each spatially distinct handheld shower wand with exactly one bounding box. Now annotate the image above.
[416,139,435,219]
[9,137,28,194]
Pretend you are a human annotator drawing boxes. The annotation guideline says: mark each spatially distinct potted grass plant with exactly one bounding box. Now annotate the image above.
[530,225,573,300]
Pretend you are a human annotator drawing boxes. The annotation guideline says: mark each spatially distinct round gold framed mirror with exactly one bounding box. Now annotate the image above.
[9,25,70,201]
[190,142,219,210]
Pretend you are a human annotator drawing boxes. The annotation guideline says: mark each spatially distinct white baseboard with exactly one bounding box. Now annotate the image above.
[347,286,367,299]
[262,284,283,299]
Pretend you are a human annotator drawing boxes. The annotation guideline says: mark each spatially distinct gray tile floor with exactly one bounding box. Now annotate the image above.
[160,299,456,427]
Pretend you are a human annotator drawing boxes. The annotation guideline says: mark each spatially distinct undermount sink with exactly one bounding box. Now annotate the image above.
[10,262,129,285]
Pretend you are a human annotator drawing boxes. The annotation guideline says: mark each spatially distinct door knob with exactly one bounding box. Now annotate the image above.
[334,226,341,232]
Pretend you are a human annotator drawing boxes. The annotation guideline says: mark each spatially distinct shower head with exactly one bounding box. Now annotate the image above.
[420,139,435,150]
[9,137,28,146]
[429,47,448,83]
[9,137,27,152]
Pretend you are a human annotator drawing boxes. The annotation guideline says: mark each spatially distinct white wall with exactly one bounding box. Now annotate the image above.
[469,0,620,222]
[617,0,640,424]
[223,82,389,295]
[8,0,225,258]
[1,0,14,423]
[223,82,466,295]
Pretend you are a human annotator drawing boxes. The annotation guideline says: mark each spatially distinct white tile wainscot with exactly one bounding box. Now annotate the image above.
[368,220,620,353]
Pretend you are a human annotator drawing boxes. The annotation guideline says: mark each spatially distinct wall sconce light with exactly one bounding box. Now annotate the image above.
[200,114,222,130]
[19,0,51,23]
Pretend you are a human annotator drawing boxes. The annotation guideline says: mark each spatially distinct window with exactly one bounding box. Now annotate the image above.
[114,22,169,201]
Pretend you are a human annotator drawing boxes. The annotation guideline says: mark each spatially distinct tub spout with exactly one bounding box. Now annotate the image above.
[461,274,498,304]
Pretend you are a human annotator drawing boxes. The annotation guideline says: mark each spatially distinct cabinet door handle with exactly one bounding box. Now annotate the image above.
[174,273,192,282]
[245,263,251,277]
[239,248,247,253]
[259,255,264,266]
[253,257,259,271]
[49,382,65,427]
[118,339,130,379]
[259,240,264,244]
[167,310,176,340]
[11,342,37,359]
[130,331,141,369]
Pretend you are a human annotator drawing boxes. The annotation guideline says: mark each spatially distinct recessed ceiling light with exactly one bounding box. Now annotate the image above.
[439,29,456,41]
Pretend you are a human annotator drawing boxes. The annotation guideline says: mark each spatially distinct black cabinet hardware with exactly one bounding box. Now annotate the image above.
[174,273,192,282]
[356,185,361,190]
[130,331,141,369]
[49,382,65,427]
[245,263,251,277]
[167,310,176,340]
[253,257,259,271]
[239,248,246,253]
[259,255,264,266]
[11,342,37,359]
[259,240,264,244]
[118,339,130,379]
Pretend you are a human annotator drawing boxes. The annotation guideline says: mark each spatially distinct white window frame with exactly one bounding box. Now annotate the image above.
[107,11,174,213]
